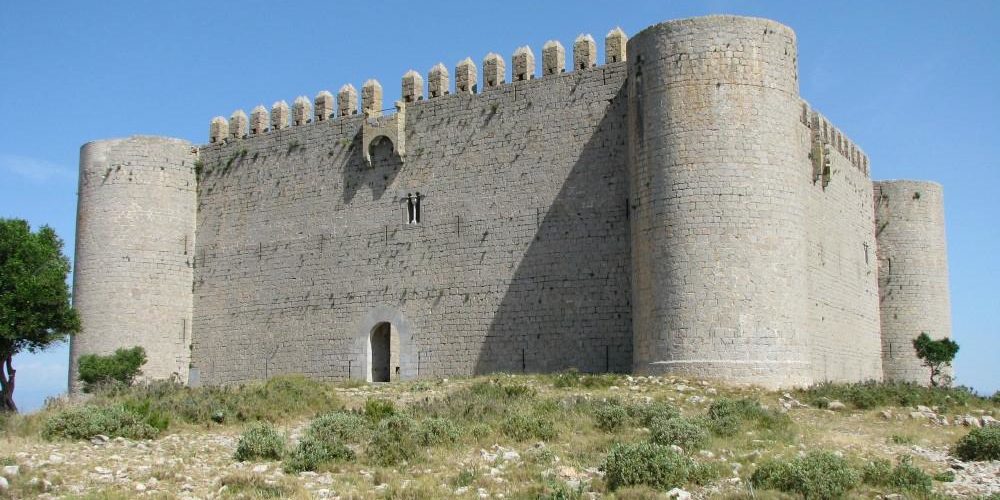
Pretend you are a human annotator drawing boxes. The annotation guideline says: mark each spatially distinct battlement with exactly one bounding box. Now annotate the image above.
[204,28,629,144]
[800,100,870,177]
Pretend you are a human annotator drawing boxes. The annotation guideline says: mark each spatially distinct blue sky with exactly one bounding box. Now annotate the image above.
[1,1,996,411]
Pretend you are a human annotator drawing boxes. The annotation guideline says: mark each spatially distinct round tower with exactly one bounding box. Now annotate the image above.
[627,16,811,387]
[874,180,952,384]
[69,136,197,392]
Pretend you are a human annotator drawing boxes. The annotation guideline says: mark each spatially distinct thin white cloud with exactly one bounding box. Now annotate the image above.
[0,154,75,183]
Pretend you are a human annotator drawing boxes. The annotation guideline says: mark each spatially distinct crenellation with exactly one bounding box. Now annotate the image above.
[228,110,248,139]
[455,57,477,94]
[512,46,535,81]
[209,116,228,143]
[292,96,311,126]
[362,79,383,117]
[482,53,505,90]
[402,70,424,103]
[76,16,951,391]
[542,40,566,75]
[428,63,449,98]
[338,84,358,117]
[250,105,268,136]
[573,34,597,70]
[605,27,627,63]
[314,91,334,121]
[271,101,290,130]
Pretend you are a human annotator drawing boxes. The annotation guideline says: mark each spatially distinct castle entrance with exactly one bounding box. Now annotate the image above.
[370,322,399,382]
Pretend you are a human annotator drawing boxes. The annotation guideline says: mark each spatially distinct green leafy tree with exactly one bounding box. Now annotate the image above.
[912,332,959,387]
[77,346,147,391]
[0,219,80,412]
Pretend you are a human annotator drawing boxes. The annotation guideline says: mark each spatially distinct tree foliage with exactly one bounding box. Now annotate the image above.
[912,332,959,387]
[0,218,80,412]
[78,346,147,391]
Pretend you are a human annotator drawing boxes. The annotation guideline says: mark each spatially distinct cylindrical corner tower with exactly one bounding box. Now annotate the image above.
[874,180,952,384]
[69,136,197,392]
[627,16,811,387]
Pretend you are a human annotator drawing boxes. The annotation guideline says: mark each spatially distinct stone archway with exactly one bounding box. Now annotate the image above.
[355,305,416,382]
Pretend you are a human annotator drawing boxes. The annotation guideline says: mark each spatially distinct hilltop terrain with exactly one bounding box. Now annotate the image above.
[1,374,997,499]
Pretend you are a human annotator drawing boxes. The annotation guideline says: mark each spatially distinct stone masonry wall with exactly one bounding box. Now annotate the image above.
[70,136,197,391]
[191,62,631,384]
[799,107,883,382]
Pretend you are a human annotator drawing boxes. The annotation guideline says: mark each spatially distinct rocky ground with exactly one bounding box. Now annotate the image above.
[1,376,997,499]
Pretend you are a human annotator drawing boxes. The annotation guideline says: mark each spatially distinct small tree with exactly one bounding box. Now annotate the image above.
[77,346,147,392]
[912,332,959,387]
[0,219,80,412]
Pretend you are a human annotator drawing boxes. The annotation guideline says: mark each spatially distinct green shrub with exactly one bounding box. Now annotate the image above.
[366,414,419,466]
[282,435,354,473]
[469,423,493,439]
[953,426,1000,461]
[933,470,955,482]
[751,451,861,499]
[501,413,557,441]
[649,416,710,452]
[416,417,460,446]
[601,442,692,491]
[88,375,340,428]
[707,397,790,437]
[552,369,618,389]
[628,400,681,427]
[796,381,978,411]
[688,460,727,486]
[77,347,147,391]
[470,378,537,400]
[41,405,158,441]
[594,402,629,432]
[234,422,285,461]
[363,398,397,423]
[219,472,296,498]
[862,456,932,493]
[306,412,369,444]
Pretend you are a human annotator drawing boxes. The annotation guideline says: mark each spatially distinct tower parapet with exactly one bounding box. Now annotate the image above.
[455,58,477,93]
[542,41,566,75]
[362,80,383,117]
[271,101,290,130]
[482,53,505,90]
[428,63,449,98]
[229,110,248,139]
[292,96,311,126]
[874,181,952,384]
[314,91,334,121]
[606,27,627,63]
[209,117,228,144]
[338,85,358,117]
[627,16,810,387]
[574,34,597,70]
[402,70,424,103]
[250,105,268,135]
[512,46,535,81]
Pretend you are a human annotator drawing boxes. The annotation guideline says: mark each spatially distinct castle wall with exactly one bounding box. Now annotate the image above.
[799,108,883,382]
[190,62,631,384]
[626,16,812,387]
[874,180,952,383]
[70,136,197,391]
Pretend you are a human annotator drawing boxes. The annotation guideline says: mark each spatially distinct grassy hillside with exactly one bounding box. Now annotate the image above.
[1,373,997,499]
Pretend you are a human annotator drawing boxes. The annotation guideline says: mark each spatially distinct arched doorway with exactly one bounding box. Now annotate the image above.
[370,322,399,382]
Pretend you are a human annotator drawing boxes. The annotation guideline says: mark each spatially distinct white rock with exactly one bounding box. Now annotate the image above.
[827,401,847,411]
[670,444,684,454]
[962,416,982,428]
[981,415,998,427]
[455,486,469,495]
[135,483,147,492]
[252,464,269,473]
[502,450,520,462]
[666,487,691,499]
[0,477,8,491]
[698,450,715,459]
[48,453,64,464]
[2,465,18,478]
[94,466,112,475]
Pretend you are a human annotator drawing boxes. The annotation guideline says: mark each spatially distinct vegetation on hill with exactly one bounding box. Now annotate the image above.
[0,373,996,498]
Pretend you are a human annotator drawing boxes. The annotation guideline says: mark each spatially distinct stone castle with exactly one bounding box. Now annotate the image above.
[69,15,953,391]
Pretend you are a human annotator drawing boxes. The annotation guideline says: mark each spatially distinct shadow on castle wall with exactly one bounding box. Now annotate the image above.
[473,83,633,375]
